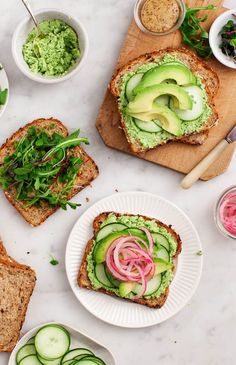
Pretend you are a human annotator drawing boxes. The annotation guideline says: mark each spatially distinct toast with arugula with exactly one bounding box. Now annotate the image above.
[0,118,99,226]
[78,212,182,308]
[0,241,36,352]
[110,47,219,153]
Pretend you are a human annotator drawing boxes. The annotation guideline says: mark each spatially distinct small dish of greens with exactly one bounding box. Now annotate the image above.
[0,63,9,117]
[209,8,236,69]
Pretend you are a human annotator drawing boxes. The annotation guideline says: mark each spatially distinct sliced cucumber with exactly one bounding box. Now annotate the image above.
[152,233,170,251]
[96,223,127,242]
[62,349,94,364]
[26,337,35,345]
[37,354,62,365]
[133,274,162,297]
[154,245,170,262]
[16,344,36,364]
[105,265,120,287]
[76,356,106,365]
[170,85,204,121]
[134,118,162,133]
[19,355,42,365]
[126,73,144,101]
[35,325,70,360]
[154,95,170,106]
[95,263,114,288]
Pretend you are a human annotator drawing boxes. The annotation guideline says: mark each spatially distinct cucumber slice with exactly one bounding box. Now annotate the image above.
[126,73,144,101]
[62,349,94,364]
[152,233,170,251]
[134,118,162,133]
[170,85,204,121]
[154,245,170,262]
[133,274,162,296]
[16,344,36,364]
[19,355,42,365]
[95,263,114,288]
[35,325,70,360]
[76,356,106,365]
[26,337,35,345]
[105,265,120,287]
[96,223,127,242]
[38,354,62,365]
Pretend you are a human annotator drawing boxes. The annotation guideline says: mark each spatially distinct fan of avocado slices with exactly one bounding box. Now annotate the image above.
[0,126,89,210]
[119,55,212,150]
[87,214,178,300]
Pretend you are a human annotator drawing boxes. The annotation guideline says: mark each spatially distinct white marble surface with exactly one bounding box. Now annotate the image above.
[0,1,236,364]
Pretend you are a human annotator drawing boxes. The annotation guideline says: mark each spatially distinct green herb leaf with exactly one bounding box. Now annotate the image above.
[50,256,59,266]
[0,89,8,105]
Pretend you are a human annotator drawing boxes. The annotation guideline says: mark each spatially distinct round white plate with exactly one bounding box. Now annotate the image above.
[66,191,203,328]
[0,64,9,117]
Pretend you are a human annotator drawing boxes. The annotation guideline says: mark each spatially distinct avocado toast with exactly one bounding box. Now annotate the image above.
[78,212,182,308]
[0,118,99,226]
[110,47,219,153]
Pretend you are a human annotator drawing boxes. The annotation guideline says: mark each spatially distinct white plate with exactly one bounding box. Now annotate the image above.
[66,191,203,328]
[209,8,236,69]
[8,322,116,365]
[0,65,9,117]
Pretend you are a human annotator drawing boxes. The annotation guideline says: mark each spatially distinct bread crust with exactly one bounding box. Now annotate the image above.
[109,47,219,153]
[78,212,182,309]
[0,241,36,352]
[0,118,99,226]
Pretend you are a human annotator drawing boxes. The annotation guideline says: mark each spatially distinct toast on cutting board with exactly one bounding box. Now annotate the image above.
[0,241,36,352]
[0,118,99,226]
[78,212,182,309]
[110,47,219,153]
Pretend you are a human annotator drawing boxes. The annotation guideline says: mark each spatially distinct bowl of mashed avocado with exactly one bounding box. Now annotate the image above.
[12,9,88,83]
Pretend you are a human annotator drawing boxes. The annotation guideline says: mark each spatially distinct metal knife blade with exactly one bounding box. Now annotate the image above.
[226,125,236,143]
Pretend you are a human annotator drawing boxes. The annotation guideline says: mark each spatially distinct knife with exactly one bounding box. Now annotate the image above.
[181,125,236,189]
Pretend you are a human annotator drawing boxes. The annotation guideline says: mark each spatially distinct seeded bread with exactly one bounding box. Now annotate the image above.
[0,241,36,352]
[109,47,219,153]
[0,118,99,226]
[78,212,182,309]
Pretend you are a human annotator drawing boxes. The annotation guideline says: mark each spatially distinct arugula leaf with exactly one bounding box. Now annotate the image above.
[0,89,8,105]
[180,5,216,58]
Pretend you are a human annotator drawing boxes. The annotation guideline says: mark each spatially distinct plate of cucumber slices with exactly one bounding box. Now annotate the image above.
[66,191,203,328]
[8,323,116,365]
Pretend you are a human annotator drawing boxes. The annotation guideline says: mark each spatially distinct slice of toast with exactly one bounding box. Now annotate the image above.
[0,118,99,226]
[0,241,36,352]
[109,47,219,153]
[78,212,182,309]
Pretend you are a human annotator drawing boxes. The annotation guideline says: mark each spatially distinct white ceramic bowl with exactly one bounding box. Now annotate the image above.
[12,9,89,83]
[0,65,9,117]
[209,8,236,69]
[8,322,116,365]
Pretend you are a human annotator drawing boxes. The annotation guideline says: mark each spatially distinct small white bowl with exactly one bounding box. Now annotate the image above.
[209,8,236,69]
[12,9,89,83]
[8,322,116,365]
[0,65,9,117]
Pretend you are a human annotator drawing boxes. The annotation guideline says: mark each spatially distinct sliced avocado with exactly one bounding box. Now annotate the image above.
[128,103,182,136]
[127,84,193,113]
[119,282,135,297]
[134,64,196,94]
[154,258,172,275]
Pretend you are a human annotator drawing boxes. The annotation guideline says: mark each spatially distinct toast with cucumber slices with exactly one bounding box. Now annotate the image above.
[110,47,219,153]
[78,212,182,309]
[0,241,36,352]
[0,118,99,226]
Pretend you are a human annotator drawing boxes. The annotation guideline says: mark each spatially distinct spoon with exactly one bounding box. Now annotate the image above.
[20,0,43,36]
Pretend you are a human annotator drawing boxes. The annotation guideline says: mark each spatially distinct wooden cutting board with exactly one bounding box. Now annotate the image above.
[96,0,236,181]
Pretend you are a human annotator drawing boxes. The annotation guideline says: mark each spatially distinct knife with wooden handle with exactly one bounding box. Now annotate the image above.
[181,125,236,189]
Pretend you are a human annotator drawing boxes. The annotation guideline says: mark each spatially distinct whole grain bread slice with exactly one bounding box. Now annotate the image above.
[109,47,219,152]
[0,241,36,352]
[78,212,182,309]
[0,118,99,227]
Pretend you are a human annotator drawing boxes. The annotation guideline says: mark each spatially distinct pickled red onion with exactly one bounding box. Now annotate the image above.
[220,191,236,235]
[105,234,155,299]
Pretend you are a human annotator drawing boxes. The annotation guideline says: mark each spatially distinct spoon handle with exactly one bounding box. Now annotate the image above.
[21,0,38,29]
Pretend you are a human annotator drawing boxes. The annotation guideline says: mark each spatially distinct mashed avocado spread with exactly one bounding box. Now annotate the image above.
[119,55,212,149]
[87,214,177,299]
[22,20,80,77]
